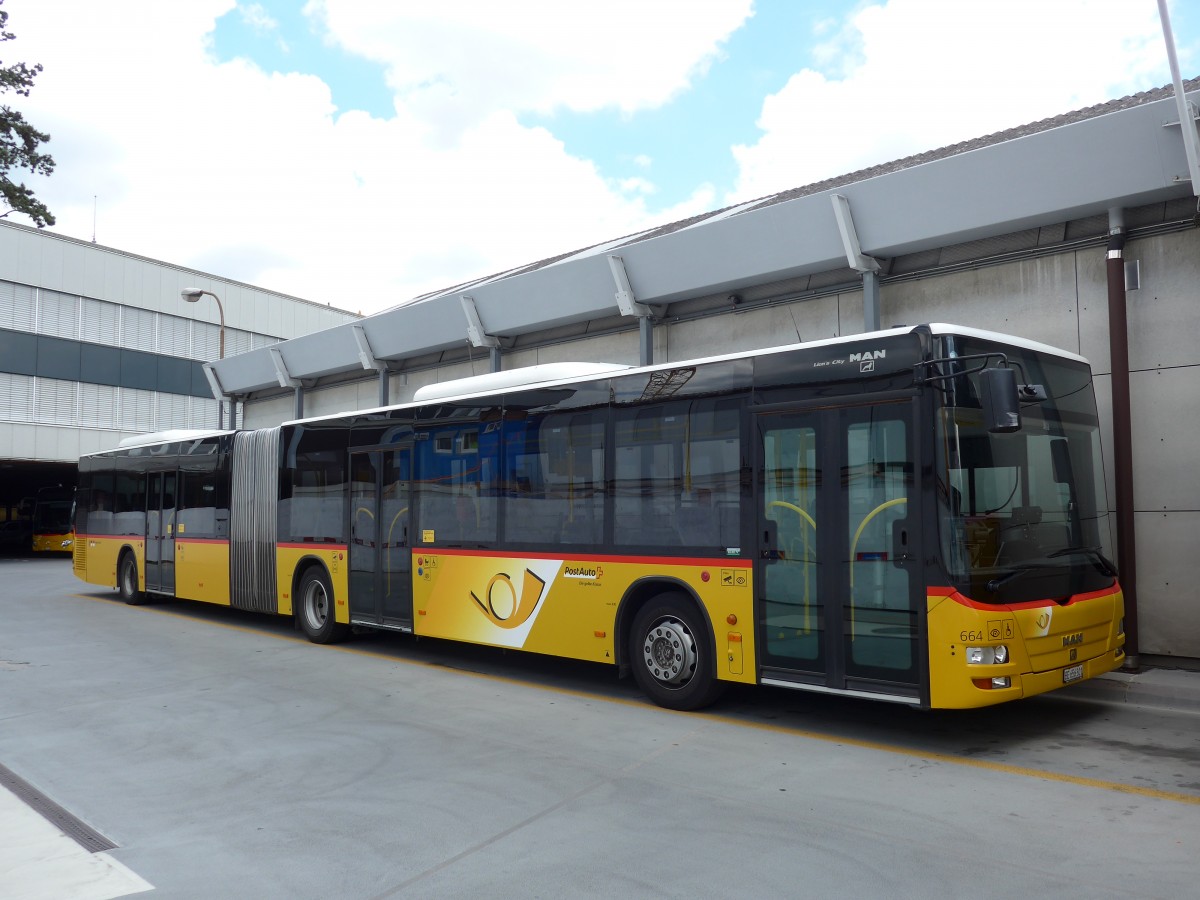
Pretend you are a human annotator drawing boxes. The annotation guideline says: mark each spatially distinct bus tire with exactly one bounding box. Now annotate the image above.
[297,567,349,644]
[117,551,146,605]
[629,593,725,711]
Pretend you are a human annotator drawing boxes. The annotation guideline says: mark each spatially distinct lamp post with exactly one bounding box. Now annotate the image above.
[181,288,227,428]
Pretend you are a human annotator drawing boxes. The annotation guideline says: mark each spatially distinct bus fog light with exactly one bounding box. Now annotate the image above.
[991,677,1011,689]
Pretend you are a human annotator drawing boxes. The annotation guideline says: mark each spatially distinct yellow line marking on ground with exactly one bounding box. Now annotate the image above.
[73,591,1200,807]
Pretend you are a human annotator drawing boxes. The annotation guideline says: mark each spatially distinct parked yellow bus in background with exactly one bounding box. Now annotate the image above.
[32,485,73,553]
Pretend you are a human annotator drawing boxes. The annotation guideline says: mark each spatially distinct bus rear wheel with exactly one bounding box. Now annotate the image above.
[297,568,349,644]
[630,594,725,711]
[117,552,146,605]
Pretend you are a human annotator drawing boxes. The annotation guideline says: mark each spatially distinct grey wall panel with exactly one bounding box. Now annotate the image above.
[1129,365,1200,513]
[1124,229,1200,373]
[1076,247,1111,376]
[884,254,1083,353]
[666,293,843,362]
[1135,511,1200,658]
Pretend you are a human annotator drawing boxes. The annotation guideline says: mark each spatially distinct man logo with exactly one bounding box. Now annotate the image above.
[849,349,884,373]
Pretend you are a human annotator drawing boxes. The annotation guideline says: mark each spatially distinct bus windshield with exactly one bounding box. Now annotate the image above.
[935,339,1115,605]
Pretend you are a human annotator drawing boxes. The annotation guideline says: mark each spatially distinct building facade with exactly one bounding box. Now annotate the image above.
[0,222,358,519]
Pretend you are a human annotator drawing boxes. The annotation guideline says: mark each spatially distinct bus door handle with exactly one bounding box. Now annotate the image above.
[762,528,780,560]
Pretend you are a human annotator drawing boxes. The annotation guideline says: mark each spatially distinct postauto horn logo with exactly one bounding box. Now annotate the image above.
[470,569,548,629]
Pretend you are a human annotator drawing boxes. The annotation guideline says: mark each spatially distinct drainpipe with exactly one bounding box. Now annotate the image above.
[1106,208,1139,668]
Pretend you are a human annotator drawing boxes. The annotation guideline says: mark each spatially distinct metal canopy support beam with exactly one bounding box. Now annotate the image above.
[832,194,883,332]
[608,254,654,366]
[461,294,501,373]
[269,348,302,389]
[862,270,881,332]
[201,363,226,430]
[352,324,390,406]
[268,347,304,418]
[1159,0,1200,197]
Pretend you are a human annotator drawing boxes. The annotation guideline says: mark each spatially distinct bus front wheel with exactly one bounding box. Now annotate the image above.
[297,568,349,644]
[629,594,725,711]
[117,552,146,605]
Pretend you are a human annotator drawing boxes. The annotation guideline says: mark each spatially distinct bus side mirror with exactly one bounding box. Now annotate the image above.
[980,367,1021,433]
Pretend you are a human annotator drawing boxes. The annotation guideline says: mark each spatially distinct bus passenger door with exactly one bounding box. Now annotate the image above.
[838,402,919,694]
[758,412,826,678]
[349,447,413,627]
[380,446,413,623]
[144,471,177,595]
[758,401,920,699]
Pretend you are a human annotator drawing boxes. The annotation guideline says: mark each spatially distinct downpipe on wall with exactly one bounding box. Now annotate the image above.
[1106,208,1139,669]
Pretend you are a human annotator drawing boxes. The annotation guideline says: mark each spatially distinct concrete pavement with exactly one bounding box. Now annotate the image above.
[4,662,1195,900]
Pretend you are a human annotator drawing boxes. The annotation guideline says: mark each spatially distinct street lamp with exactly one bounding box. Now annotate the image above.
[181,287,227,429]
[181,288,225,359]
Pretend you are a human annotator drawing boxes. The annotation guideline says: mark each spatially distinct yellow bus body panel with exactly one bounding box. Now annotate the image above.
[276,544,350,622]
[174,540,231,605]
[927,586,1125,709]
[75,535,143,591]
[412,551,757,684]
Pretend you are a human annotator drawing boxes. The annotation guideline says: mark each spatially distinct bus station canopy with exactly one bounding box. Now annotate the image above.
[209,79,1200,400]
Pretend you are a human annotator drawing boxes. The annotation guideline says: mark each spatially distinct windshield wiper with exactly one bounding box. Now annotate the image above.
[1046,546,1118,576]
[985,565,1039,592]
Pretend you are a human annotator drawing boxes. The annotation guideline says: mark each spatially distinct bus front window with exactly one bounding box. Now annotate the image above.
[936,348,1116,605]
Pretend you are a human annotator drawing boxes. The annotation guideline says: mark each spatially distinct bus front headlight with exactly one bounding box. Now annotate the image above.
[967,645,1009,665]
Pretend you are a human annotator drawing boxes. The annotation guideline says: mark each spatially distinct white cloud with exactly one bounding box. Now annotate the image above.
[730,0,1178,203]
[307,0,752,122]
[239,3,278,33]
[11,0,748,316]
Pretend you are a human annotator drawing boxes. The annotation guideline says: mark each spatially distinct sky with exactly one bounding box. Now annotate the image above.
[6,0,1199,318]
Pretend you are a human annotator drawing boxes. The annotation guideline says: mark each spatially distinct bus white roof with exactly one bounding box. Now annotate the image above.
[288,323,1088,425]
[926,323,1088,364]
[411,362,633,403]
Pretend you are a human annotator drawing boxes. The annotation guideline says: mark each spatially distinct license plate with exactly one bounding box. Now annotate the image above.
[1063,664,1084,684]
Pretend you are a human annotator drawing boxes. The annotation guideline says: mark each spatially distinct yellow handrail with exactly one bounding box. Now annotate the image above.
[384,506,409,596]
[766,500,816,531]
[848,497,908,639]
[766,500,817,633]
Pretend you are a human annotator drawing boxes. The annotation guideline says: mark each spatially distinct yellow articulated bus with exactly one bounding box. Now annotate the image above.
[72,324,1125,710]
